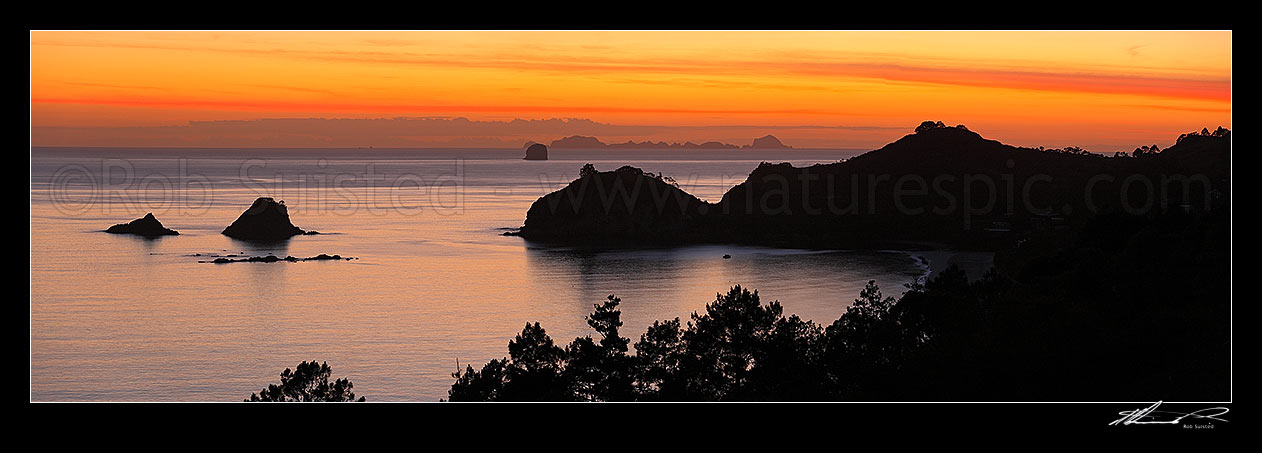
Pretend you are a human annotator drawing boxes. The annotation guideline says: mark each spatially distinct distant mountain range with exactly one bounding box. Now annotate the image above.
[547,134,792,150]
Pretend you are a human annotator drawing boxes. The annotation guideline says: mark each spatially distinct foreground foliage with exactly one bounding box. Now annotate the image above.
[450,209,1229,401]
[247,361,365,402]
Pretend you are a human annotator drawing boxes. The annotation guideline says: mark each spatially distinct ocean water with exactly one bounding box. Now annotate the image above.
[30,147,937,401]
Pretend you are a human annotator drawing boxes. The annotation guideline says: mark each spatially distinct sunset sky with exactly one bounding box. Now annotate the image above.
[30,30,1231,151]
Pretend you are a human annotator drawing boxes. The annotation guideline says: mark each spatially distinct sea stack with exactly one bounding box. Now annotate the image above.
[222,197,306,240]
[105,213,179,236]
[524,143,549,160]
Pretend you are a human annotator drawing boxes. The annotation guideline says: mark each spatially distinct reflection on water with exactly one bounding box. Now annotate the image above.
[522,243,927,334]
[32,147,935,401]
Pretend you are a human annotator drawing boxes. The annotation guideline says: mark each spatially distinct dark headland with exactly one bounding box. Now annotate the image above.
[222,197,312,240]
[105,213,179,236]
[510,165,714,244]
[511,121,1230,252]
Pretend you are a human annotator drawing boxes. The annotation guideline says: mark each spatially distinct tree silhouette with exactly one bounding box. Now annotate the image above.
[632,318,685,399]
[447,359,509,402]
[579,163,598,179]
[246,361,365,402]
[448,322,573,401]
[565,295,635,401]
[914,120,947,133]
[676,285,783,400]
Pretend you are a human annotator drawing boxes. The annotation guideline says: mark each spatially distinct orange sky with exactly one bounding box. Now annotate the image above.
[29,30,1231,151]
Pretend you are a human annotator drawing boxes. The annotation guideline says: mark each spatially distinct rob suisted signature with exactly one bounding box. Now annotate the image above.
[1109,401,1229,426]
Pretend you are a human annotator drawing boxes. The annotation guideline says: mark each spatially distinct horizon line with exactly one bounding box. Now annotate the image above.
[28,145,868,151]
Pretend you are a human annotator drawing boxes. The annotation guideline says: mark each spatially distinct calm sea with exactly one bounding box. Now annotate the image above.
[31,147,941,401]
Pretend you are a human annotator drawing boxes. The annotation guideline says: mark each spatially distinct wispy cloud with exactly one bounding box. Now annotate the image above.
[32,36,1231,102]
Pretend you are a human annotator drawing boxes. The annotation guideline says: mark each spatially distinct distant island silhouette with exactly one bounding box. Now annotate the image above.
[549,134,792,150]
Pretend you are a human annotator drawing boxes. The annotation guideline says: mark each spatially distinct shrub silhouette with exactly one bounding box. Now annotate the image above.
[246,361,365,402]
[914,120,947,133]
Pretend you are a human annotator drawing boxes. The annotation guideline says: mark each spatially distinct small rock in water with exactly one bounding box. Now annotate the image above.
[523,143,548,160]
[202,253,355,263]
[105,213,179,237]
[723,254,732,259]
[221,197,307,240]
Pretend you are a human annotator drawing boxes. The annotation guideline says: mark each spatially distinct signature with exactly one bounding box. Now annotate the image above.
[1109,401,1229,426]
